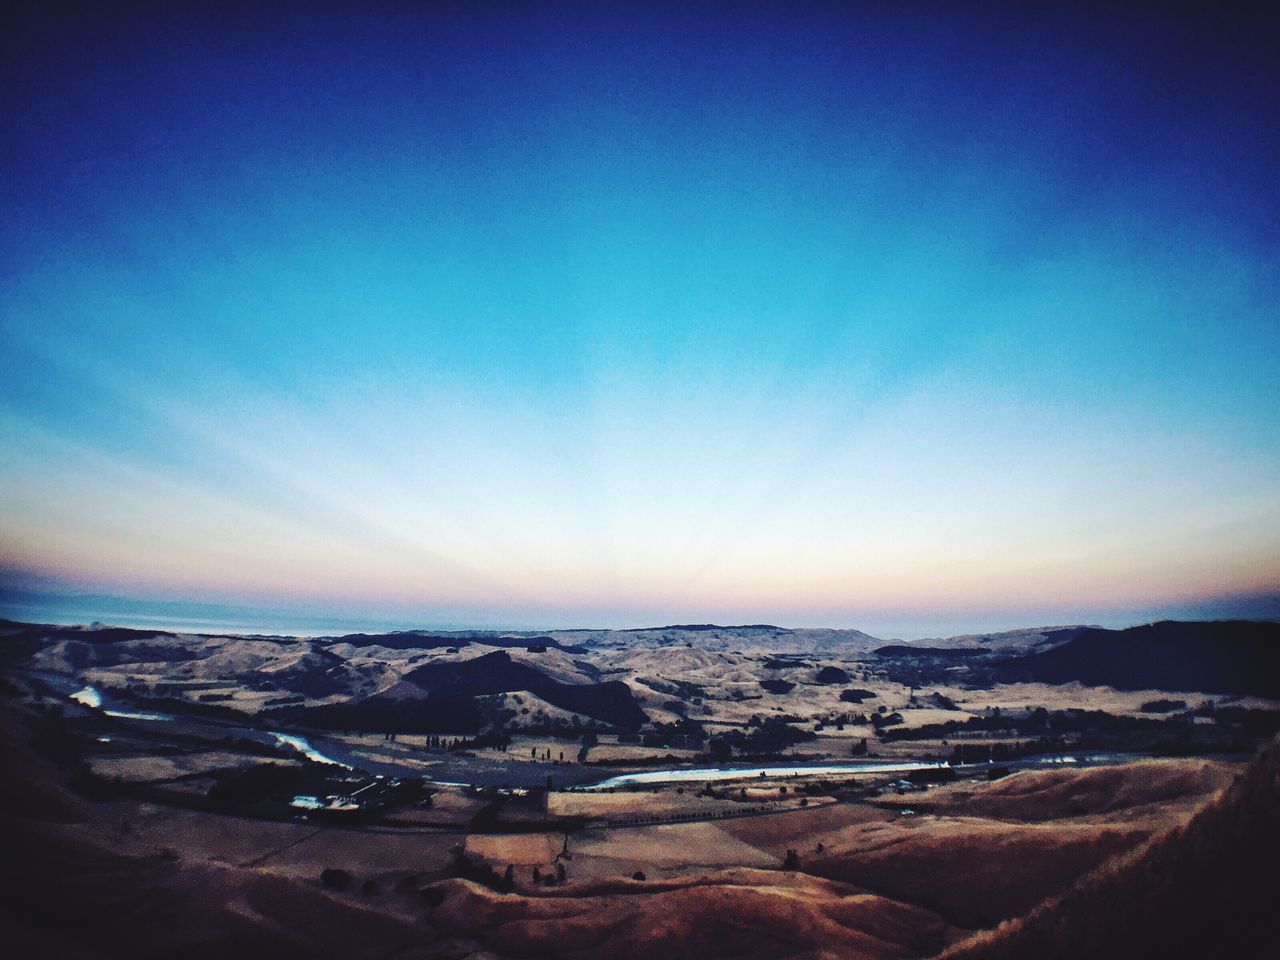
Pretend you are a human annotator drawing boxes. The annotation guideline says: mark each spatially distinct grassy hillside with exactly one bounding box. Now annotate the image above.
[0,700,423,960]
[938,736,1280,959]
[405,650,648,729]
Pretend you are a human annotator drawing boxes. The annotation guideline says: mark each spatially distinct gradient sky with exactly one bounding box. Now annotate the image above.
[2,2,1278,637]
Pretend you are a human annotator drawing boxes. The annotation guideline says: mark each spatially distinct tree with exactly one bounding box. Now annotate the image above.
[782,849,800,870]
[321,868,353,890]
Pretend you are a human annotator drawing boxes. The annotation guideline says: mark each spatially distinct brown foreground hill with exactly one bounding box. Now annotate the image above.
[1,688,1274,960]
[938,736,1280,960]
[0,700,426,960]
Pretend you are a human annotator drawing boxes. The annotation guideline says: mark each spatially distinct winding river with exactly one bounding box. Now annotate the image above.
[71,684,351,768]
[573,752,1122,790]
[65,683,1137,789]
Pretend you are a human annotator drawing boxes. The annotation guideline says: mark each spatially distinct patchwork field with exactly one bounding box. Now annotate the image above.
[3,618,1277,958]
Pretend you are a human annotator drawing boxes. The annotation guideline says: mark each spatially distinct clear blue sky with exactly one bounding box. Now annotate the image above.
[2,2,1278,637]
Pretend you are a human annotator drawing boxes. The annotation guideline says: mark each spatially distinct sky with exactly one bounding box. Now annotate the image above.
[1,2,1278,638]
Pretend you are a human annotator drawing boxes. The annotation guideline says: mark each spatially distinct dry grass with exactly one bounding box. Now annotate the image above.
[937,738,1279,960]
[872,758,1235,823]
[430,868,955,960]
[807,816,1151,927]
[5,688,1261,960]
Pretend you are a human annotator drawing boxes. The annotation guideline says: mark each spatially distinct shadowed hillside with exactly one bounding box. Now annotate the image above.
[0,700,423,960]
[938,736,1280,960]
[1009,620,1280,697]
[262,689,486,733]
[404,650,649,729]
[429,868,955,960]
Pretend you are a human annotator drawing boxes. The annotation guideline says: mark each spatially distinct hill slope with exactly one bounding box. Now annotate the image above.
[1010,619,1280,697]
[0,700,423,960]
[405,650,648,729]
[938,736,1280,959]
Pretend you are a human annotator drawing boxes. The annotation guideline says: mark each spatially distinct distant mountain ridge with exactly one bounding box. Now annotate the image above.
[914,626,1093,654]
[1010,620,1280,698]
[622,623,789,633]
[320,631,587,654]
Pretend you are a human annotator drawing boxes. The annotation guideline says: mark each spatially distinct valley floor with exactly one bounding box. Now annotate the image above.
[2,690,1248,960]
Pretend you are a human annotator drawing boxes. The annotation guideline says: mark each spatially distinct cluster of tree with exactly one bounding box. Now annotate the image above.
[417,732,511,751]
[814,666,851,684]
[880,707,1170,741]
[207,762,308,806]
[870,710,905,730]
[529,863,568,885]
[320,868,353,890]
[940,709,1280,760]
[264,693,484,733]
[205,764,431,815]
[706,717,816,759]
[872,657,1002,689]
[916,691,961,710]
[528,746,574,762]
[450,849,515,892]
[504,715,608,737]
[641,717,707,748]
[1140,698,1188,713]
[1193,704,1280,738]
[813,712,862,731]
[947,741,1039,764]
[839,688,877,703]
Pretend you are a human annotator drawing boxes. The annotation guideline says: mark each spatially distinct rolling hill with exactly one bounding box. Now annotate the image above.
[1009,620,1280,697]
[405,651,649,729]
[938,735,1280,959]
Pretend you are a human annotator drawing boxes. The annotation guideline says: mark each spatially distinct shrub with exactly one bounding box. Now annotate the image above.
[321,868,353,891]
[421,886,445,908]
